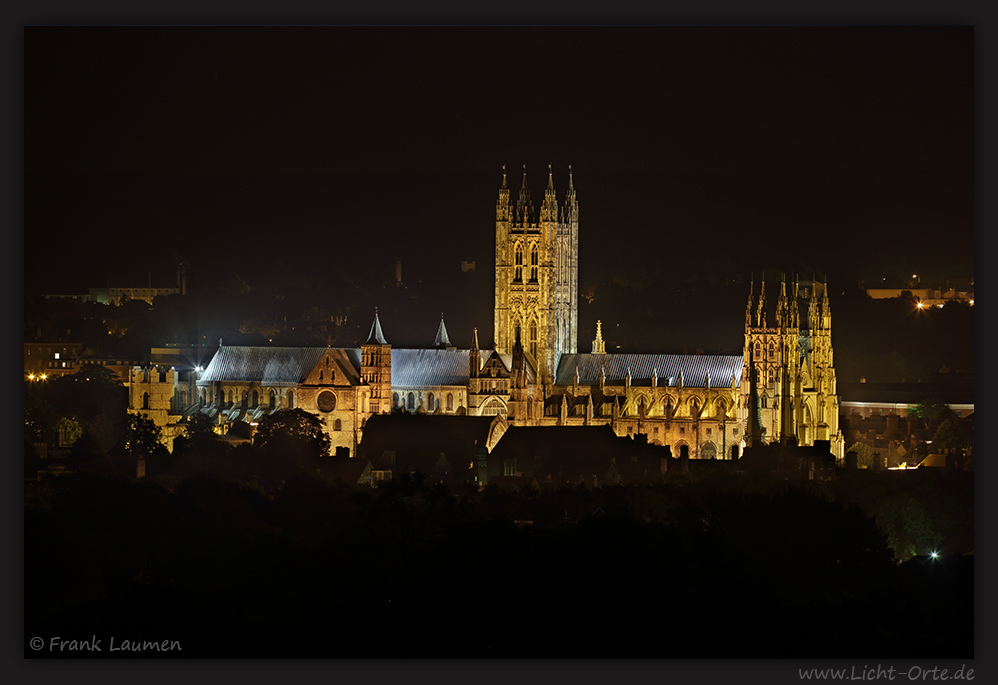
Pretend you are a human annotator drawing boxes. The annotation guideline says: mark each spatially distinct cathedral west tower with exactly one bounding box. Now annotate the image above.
[494,164,579,386]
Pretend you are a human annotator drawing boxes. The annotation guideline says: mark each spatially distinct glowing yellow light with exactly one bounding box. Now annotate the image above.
[916,302,924,309]
[970,300,974,305]
[28,374,35,380]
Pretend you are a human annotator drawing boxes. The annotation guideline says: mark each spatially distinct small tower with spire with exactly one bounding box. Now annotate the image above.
[360,309,392,414]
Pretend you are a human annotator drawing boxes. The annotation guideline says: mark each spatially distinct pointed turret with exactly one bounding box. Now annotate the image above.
[562,163,578,223]
[541,163,558,222]
[469,327,481,377]
[515,164,533,224]
[777,273,787,328]
[496,164,511,222]
[433,313,452,348]
[757,274,767,328]
[793,277,801,329]
[366,309,388,345]
[592,319,606,354]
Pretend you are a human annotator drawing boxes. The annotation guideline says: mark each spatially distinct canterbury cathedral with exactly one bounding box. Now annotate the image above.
[136,165,843,460]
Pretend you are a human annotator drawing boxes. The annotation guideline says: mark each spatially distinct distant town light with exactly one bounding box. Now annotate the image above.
[930,551,939,559]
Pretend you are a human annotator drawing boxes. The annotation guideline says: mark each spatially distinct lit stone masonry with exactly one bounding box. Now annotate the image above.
[144,166,844,463]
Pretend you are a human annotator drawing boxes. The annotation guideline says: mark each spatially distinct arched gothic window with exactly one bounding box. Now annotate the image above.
[530,244,538,281]
[408,392,415,411]
[142,392,150,409]
[287,391,294,408]
[334,419,342,431]
[392,392,399,408]
[529,320,538,358]
[428,392,435,412]
[447,393,454,411]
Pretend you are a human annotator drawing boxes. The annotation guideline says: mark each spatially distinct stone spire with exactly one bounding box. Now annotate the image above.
[366,309,387,345]
[592,320,606,354]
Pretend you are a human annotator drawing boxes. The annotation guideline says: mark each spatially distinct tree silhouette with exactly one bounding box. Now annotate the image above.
[254,408,330,458]
[122,413,167,457]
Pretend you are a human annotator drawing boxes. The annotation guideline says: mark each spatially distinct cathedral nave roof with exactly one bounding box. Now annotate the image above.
[555,353,744,389]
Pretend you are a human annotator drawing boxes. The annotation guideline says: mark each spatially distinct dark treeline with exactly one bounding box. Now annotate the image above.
[25,468,973,658]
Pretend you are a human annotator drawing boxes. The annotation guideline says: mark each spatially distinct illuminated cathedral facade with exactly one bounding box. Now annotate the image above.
[137,166,842,461]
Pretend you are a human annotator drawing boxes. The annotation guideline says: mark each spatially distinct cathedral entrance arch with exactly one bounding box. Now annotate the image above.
[700,441,717,460]
[481,396,507,418]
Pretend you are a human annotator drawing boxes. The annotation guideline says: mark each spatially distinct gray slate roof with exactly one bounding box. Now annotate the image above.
[555,353,743,388]
[198,346,327,386]
[391,348,470,387]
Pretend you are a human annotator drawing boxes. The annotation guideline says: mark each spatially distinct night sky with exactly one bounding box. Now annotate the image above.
[25,27,973,304]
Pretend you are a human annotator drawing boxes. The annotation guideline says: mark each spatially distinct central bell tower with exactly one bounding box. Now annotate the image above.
[494,164,578,385]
